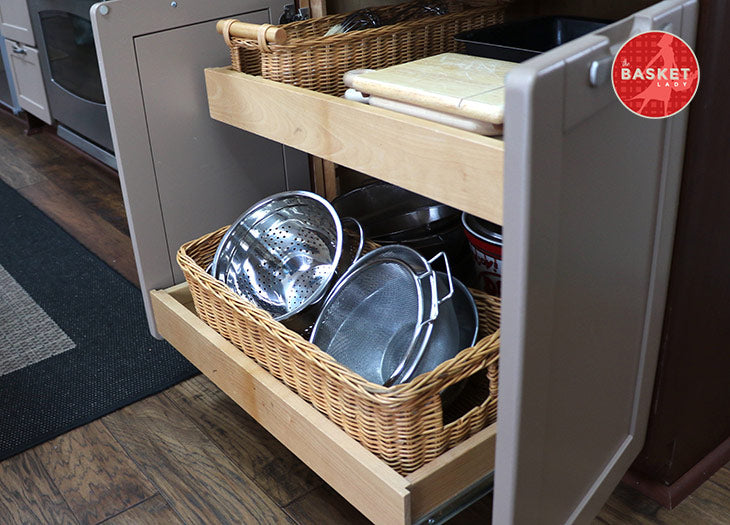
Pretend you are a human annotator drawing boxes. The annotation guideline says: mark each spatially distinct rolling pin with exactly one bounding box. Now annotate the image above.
[216,19,288,45]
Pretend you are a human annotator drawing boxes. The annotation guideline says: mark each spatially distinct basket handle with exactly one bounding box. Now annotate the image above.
[441,360,498,435]
[216,19,288,47]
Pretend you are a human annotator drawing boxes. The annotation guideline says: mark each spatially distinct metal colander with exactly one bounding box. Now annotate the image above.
[212,191,343,321]
[410,271,476,378]
[310,257,426,386]
[311,245,458,386]
[346,246,456,384]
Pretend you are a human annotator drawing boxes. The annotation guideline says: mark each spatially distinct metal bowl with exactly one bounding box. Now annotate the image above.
[212,191,343,324]
[347,245,440,385]
[372,214,461,243]
[365,204,459,239]
[375,222,475,293]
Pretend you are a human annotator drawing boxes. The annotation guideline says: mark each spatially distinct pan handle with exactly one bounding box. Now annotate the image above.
[428,252,454,306]
[413,251,454,325]
[341,217,364,263]
[388,254,453,386]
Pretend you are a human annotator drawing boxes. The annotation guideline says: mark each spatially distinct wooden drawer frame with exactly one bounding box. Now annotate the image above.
[151,283,497,525]
[204,67,504,225]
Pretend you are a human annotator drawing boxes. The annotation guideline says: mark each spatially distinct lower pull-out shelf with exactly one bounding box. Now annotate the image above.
[151,283,497,525]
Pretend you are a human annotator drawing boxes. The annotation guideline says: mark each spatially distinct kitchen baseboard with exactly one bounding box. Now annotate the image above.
[622,434,730,509]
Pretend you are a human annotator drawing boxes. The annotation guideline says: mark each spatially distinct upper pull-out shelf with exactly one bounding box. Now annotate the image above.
[204,67,504,224]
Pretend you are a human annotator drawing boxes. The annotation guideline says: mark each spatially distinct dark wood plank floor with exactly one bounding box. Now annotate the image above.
[0,111,138,286]
[0,108,728,524]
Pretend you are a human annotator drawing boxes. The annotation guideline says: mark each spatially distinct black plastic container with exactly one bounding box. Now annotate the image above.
[455,16,609,62]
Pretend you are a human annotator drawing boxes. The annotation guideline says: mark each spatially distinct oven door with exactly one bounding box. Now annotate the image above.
[29,0,113,153]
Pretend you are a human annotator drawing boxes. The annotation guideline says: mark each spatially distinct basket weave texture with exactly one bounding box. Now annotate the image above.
[224,0,508,96]
[177,225,500,474]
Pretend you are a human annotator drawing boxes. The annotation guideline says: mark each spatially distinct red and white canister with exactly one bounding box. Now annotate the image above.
[461,212,502,296]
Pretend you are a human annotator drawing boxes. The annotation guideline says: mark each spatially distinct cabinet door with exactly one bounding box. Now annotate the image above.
[495,1,697,523]
[0,38,19,110]
[91,0,309,336]
[3,39,51,123]
[0,0,34,46]
[132,14,301,285]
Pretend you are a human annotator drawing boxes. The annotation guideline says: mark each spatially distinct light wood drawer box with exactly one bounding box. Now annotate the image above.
[151,283,496,525]
[203,67,505,226]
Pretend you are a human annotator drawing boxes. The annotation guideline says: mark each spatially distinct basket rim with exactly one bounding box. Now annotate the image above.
[228,0,510,51]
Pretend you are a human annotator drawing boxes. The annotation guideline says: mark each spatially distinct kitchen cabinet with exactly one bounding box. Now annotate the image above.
[96,0,699,523]
[625,0,730,506]
[0,0,35,46]
[0,36,20,112]
[0,0,51,124]
[3,38,50,123]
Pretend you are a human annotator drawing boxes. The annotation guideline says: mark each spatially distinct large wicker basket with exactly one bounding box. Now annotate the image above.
[177,225,500,474]
[219,0,508,96]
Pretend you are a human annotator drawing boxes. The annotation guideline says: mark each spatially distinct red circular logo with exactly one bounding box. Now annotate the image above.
[612,31,699,119]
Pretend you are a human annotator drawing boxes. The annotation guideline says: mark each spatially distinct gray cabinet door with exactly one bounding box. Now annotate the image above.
[92,0,309,335]
[0,0,34,46]
[495,1,698,523]
[133,15,296,284]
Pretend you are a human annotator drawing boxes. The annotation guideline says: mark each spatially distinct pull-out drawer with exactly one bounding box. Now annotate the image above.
[95,0,695,521]
[200,3,696,521]
[204,68,504,226]
[151,283,497,525]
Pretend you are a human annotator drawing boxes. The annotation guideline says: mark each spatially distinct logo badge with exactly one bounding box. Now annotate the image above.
[612,31,699,118]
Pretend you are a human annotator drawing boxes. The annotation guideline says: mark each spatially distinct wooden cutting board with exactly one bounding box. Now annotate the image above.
[349,53,516,124]
[368,96,503,135]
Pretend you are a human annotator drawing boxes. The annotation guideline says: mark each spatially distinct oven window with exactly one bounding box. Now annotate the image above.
[39,11,105,104]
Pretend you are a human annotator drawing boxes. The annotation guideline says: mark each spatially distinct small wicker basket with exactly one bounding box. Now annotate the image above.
[177,225,500,474]
[218,0,509,96]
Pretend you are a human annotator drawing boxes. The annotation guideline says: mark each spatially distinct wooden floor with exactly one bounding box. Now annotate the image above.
[0,111,138,286]
[0,108,728,524]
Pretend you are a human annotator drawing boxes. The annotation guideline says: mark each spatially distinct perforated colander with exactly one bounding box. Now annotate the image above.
[212,191,343,321]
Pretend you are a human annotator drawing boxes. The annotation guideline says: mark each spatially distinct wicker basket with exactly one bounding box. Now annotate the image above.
[177,225,500,474]
[220,0,508,96]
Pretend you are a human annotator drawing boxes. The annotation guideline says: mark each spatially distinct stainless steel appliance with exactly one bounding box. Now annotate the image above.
[28,0,115,167]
